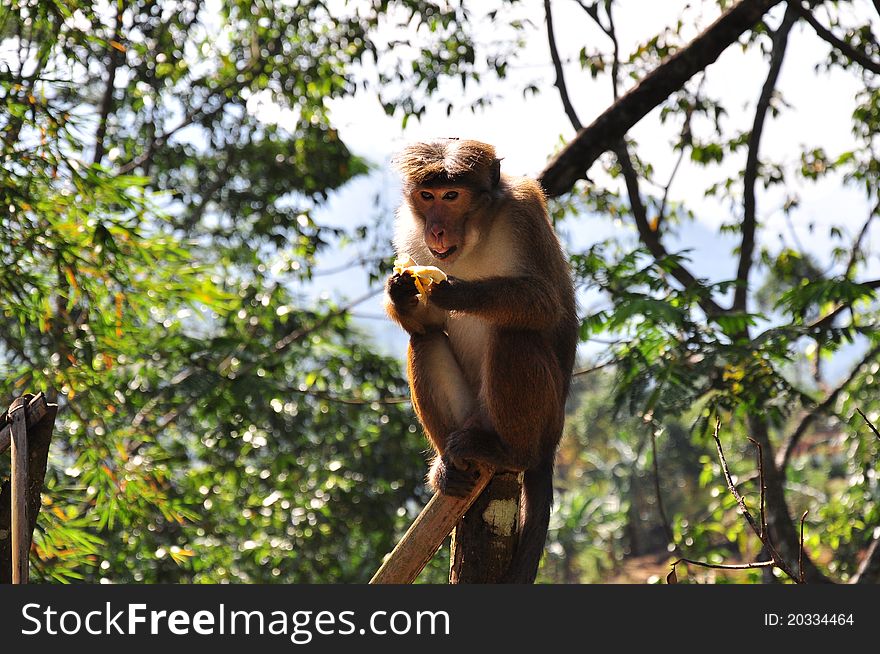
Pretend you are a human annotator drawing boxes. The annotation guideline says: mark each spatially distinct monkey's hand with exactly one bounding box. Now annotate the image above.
[428,453,480,498]
[425,276,460,310]
[386,272,420,313]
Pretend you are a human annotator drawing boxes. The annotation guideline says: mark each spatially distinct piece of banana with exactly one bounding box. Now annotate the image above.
[393,254,447,303]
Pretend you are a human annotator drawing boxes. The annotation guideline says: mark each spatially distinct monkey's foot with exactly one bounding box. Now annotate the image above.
[445,426,507,468]
[429,455,480,498]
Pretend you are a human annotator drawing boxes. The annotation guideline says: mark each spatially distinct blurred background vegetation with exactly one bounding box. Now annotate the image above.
[1,0,879,583]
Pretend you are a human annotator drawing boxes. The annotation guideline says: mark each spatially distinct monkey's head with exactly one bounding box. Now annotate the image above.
[394,139,501,265]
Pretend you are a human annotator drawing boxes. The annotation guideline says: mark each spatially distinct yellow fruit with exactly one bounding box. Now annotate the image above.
[393,254,447,302]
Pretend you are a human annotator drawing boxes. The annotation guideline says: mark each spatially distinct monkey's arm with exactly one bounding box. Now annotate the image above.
[428,276,562,330]
[385,273,447,335]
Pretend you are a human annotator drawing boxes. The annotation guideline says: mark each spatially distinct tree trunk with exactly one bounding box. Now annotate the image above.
[449,472,521,584]
[747,414,832,583]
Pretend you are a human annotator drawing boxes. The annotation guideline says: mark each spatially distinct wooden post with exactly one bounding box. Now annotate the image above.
[0,392,52,455]
[450,471,521,584]
[10,405,28,584]
[370,466,493,584]
[0,392,58,584]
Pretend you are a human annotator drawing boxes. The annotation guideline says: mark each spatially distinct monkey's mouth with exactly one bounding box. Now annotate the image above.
[430,246,458,260]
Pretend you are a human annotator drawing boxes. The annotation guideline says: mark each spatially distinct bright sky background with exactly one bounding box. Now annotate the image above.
[260,0,879,372]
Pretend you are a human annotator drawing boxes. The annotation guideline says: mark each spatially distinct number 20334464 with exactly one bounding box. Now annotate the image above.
[764,613,854,627]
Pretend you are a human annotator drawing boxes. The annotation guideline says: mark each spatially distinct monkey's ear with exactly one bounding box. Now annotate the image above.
[491,158,501,187]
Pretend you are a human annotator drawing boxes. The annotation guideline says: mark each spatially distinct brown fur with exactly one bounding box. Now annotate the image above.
[385,139,578,583]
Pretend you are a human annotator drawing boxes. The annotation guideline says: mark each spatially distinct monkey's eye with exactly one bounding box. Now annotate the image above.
[420,191,434,201]
[442,191,459,201]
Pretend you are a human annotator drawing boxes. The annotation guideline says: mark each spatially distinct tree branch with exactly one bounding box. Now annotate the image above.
[777,344,880,471]
[115,62,257,175]
[92,3,125,166]
[851,534,880,583]
[845,202,878,278]
[734,3,798,312]
[539,0,788,197]
[614,143,726,318]
[712,419,802,581]
[650,423,682,556]
[544,0,582,131]
[793,2,880,74]
[856,407,880,440]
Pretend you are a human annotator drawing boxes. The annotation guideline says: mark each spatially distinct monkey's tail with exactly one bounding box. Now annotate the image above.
[502,456,555,584]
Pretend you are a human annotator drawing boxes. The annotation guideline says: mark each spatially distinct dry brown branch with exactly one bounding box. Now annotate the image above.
[712,419,801,581]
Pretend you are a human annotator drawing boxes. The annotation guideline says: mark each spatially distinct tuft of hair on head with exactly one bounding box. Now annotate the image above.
[393,138,501,190]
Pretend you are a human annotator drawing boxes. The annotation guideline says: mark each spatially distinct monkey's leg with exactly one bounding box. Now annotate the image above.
[408,331,480,497]
[445,330,564,471]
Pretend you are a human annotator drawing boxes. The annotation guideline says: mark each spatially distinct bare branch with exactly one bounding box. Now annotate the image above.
[845,202,879,278]
[856,407,880,441]
[544,0,582,131]
[670,557,774,577]
[748,437,767,539]
[650,423,681,556]
[92,5,125,166]
[851,533,880,583]
[799,510,809,583]
[572,358,616,377]
[712,419,802,581]
[539,0,788,197]
[734,3,798,312]
[794,2,880,74]
[658,147,686,230]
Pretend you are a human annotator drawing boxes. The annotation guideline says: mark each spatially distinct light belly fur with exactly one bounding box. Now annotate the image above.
[446,313,491,393]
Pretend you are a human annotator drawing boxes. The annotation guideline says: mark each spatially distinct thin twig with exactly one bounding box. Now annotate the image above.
[572,358,616,377]
[845,202,878,278]
[671,557,774,573]
[712,419,801,581]
[799,510,809,583]
[748,437,767,539]
[651,423,681,556]
[856,407,880,440]
[714,422,762,537]
[544,0,583,131]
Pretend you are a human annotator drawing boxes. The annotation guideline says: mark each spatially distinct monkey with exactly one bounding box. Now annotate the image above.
[384,138,578,583]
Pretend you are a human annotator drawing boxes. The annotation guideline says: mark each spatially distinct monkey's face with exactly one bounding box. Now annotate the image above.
[410,185,476,264]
